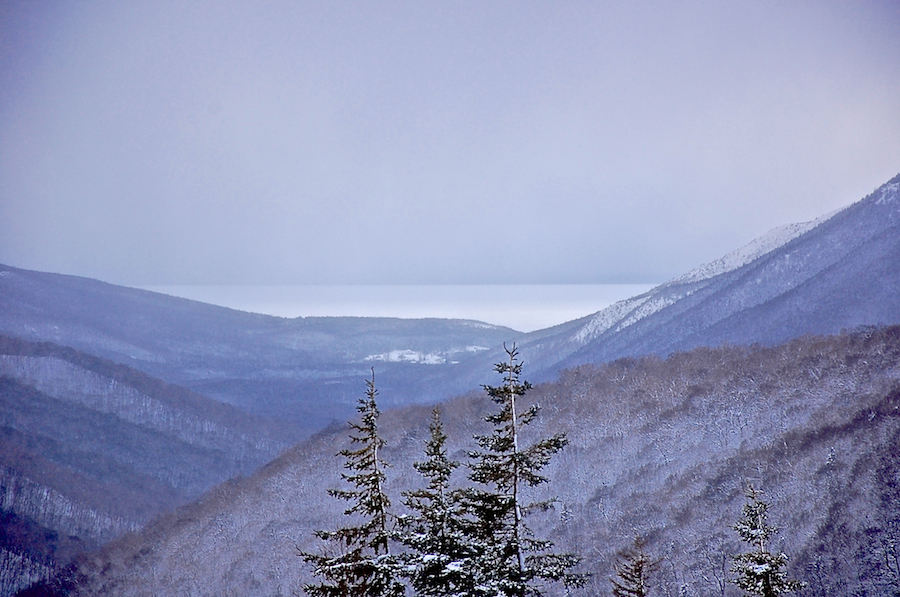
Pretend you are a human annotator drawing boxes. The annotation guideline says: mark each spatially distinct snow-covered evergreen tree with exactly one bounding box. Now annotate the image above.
[462,344,583,597]
[610,536,657,597]
[398,406,477,597]
[301,370,404,597]
[730,485,802,597]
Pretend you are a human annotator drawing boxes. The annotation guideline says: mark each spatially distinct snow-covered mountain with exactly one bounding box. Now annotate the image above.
[2,174,898,424]
[4,173,900,595]
[571,211,839,344]
[495,173,900,379]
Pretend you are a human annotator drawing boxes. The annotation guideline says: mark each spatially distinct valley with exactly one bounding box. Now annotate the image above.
[1,173,899,595]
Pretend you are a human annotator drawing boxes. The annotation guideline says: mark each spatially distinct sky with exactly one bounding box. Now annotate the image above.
[1,1,899,286]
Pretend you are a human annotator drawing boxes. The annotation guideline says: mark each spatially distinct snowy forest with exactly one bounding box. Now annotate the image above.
[295,344,897,597]
[27,325,898,597]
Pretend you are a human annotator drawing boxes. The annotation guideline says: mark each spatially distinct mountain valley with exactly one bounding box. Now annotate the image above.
[1,173,899,595]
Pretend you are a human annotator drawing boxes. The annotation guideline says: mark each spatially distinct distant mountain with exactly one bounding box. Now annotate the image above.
[3,175,899,427]
[49,326,900,597]
[0,336,300,596]
[0,266,521,433]
[501,173,900,379]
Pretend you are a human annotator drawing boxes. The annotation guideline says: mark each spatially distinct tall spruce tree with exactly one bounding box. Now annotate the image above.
[730,485,802,597]
[399,406,477,597]
[302,370,404,597]
[462,344,583,597]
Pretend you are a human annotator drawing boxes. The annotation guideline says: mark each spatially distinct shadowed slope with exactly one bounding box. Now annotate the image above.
[0,336,298,597]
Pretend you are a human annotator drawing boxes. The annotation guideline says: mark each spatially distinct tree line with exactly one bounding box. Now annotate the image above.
[301,345,804,597]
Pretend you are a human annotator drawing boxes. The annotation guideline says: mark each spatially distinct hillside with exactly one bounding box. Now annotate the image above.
[3,173,900,595]
[0,336,298,596]
[47,325,900,597]
[3,175,899,432]
[0,266,520,432]
[492,173,900,382]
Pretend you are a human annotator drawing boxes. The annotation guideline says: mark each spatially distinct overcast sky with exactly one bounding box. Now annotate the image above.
[1,1,899,286]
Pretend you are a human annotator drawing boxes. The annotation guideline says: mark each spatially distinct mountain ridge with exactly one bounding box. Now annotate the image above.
[2,174,898,418]
[0,264,522,430]
[500,172,900,380]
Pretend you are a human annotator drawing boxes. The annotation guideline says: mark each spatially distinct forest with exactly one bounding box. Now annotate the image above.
[36,324,899,597]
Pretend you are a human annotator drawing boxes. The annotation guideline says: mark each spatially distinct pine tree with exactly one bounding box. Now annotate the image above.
[610,536,658,597]
[462,344,584,597]
[730,485,802,597]
[398,406,477,597]
[302,370,404,597]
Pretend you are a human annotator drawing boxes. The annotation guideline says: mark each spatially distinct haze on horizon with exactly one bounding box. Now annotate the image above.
[1,1,899,287]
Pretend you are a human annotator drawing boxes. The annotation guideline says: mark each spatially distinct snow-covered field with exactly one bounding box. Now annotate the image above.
[137,284,657,332]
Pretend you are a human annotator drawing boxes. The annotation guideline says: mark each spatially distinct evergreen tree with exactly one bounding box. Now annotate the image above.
[730,485,802,597]
[462,344,584,597]
[302,370,404,597]
[610,536,658,597]
[399,406,477,597]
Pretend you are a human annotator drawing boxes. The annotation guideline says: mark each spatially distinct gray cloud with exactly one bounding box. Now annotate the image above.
[1,0,899,285]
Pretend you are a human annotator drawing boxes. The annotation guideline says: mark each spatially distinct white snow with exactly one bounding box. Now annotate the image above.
[875,182,900,205]
[574,290,693,344]
[571,207,846,345]
[364,349,447,365]
[615,293,685,331]
[363,344,491,365]
[574,296,650,343]
[668,209,841,286]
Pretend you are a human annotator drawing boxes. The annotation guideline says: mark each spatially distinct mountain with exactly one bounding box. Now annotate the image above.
[4,173,900,594]
[3,174,899,428]
[0,335,302,596]
[0,268,520,595]
[47,325,900,596]
[499,173,900,380]
[0,266,521,434]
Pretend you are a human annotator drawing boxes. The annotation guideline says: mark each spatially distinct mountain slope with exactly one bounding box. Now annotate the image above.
[53,325,900,597]
[3,175,898,430]
[571,174,900,356]
[494,174,900,379]
[4,174,900,595]
[0,336,298,596]
[0,266,520,432]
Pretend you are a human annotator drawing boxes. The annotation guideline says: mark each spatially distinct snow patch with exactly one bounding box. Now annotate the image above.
[615,293,685,331]
[363,345,490,365]
[669,218,826,286]
[574,296,650,343]
[875,182,900,205]
[364,349,446,365]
